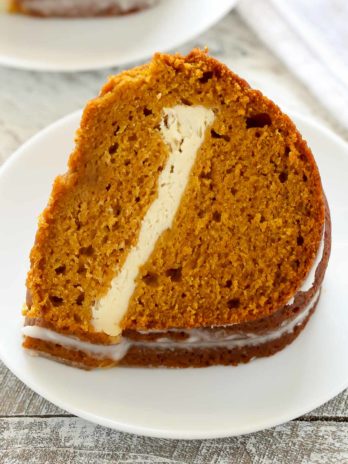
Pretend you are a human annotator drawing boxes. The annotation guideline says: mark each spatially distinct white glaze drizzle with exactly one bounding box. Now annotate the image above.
[23,288,320,362]
[23,325,129,361]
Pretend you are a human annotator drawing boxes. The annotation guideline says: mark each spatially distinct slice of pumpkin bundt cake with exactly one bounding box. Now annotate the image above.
[23,49,331,369]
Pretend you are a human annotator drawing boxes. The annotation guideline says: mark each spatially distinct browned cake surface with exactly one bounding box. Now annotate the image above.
[24,49,325,347]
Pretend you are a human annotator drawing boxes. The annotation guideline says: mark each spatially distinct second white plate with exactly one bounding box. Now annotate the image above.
[0,111,347,439]
[0,0,237,71]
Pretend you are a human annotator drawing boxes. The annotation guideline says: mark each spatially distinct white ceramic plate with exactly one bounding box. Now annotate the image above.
[0,0,237,72]
[0,110,347,439]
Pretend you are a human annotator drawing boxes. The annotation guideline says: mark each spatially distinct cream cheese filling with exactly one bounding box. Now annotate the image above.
[91,105,215,336]
[22,288,320,362]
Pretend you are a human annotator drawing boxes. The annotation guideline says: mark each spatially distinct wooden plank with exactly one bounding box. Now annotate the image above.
[305,391,348,419]
[1,417,348,464]
[0,362,65,416]
[0,65,107,166]
[1,361,347,419]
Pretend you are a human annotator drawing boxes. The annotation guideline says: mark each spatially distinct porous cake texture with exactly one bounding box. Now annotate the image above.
[23,49,330,368]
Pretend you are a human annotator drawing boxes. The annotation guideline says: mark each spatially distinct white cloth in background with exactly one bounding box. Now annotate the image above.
[237,0,348,130]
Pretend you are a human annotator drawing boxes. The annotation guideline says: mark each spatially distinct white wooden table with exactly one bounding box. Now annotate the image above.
[1,11,348,463]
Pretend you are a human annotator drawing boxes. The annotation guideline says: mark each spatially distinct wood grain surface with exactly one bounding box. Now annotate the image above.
[1,417,348,464]
[0,10,347,464]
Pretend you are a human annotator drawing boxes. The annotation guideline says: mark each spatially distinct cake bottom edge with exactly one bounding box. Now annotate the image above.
[22,302,317,369]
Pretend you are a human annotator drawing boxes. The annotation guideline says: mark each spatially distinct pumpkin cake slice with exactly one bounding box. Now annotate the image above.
[22,49,331,369]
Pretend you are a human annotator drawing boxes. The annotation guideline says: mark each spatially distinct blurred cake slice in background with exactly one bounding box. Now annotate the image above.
[7,0,158,17]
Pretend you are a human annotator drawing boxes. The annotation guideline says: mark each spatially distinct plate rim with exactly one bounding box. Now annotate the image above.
[0,109,347,439]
